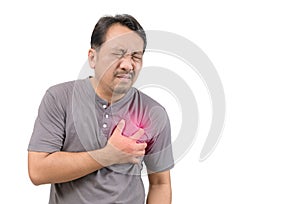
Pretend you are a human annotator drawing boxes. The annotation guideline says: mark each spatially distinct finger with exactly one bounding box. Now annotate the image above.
[131,149,145,157]
[130,128,144,140]
[130,157,141,164]
[135,150,146,156]
[133,142,147,151]
[115,119,125,134]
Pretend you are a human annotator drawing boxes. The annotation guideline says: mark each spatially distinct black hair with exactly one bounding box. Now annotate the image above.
[91,14,147,51]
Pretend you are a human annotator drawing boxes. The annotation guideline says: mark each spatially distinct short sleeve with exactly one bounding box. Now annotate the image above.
[143,109,174,173]
[28,90,66,153]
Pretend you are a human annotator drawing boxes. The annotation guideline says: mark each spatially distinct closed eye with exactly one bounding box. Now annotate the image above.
[111,49,143,62]
[112,52,125,58]
[132,52,143,62]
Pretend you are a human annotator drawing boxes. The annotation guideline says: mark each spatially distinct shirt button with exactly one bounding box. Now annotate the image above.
[103,123,107,128]
[102,104,107,109]
[105,114,109,118]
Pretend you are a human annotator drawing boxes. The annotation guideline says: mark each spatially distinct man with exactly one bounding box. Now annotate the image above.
[28,14,174,204]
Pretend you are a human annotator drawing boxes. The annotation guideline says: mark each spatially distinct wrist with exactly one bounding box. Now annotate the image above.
[88,147,114,167]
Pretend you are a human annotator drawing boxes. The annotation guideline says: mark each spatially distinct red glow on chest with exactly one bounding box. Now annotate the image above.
[122,114,148,143]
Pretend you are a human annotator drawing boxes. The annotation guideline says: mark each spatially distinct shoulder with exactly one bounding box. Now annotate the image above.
[46,79,89,98]
[131,87,166,110]
[46,80,76,97]
[42,79,87,108]
[131,87,169,123]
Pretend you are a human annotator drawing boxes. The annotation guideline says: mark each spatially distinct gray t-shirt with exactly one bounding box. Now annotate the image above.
[28,78,174,204]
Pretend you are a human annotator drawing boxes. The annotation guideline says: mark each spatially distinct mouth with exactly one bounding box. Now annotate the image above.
[115,73,133,81]
[116,74,132,79]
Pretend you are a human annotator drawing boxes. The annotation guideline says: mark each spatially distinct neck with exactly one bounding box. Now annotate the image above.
[89,77,125,105]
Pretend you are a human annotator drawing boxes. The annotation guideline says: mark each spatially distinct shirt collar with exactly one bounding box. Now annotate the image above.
[84,77,135,109]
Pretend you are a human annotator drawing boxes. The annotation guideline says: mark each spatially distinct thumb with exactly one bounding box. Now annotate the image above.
[115,119,125,134]
[130,128,145,140]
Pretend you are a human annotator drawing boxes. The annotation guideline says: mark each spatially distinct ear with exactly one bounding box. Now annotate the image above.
[88,49,97,69]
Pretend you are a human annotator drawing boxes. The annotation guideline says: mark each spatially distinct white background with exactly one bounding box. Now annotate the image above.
[1,0,300,203]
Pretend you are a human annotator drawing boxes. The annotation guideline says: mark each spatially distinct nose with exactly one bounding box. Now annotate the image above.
[119,54,134,71]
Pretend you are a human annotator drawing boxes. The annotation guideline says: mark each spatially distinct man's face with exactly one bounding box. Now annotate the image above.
[90,24,144,96]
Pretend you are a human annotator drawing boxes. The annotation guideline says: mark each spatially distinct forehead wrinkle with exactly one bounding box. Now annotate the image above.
[103,32,143,51]
[102,39,143,52]
[107,45,143,54]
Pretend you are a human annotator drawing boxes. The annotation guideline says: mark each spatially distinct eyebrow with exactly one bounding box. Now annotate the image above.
[111,47,143,53]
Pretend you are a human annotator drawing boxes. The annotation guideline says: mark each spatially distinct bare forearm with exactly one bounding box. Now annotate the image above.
[147,184,172,204]
[28,150,104,185]
[28,121,147,185]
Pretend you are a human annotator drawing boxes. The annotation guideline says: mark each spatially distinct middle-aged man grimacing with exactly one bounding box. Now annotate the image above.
[28,14,174,204]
